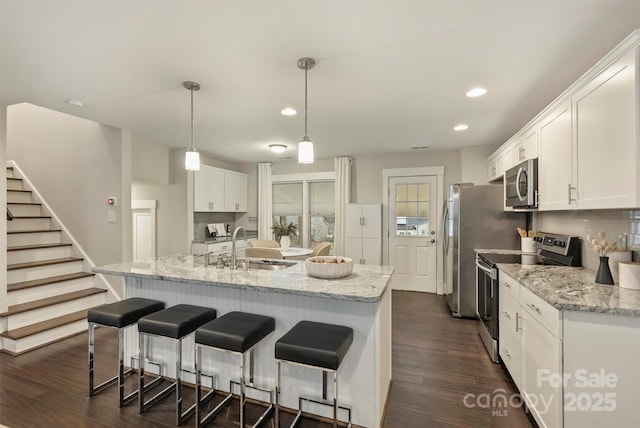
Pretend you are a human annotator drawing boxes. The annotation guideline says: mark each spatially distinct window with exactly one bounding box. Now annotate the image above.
[272,172,335,251]
[395,183,430,236]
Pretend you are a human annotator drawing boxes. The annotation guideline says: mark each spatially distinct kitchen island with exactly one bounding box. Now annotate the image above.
[94,254,393,428]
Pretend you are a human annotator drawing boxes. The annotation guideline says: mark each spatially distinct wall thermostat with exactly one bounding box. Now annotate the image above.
[107,197,118,206]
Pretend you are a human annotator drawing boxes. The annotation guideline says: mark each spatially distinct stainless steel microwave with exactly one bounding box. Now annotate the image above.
[505,158,538,208]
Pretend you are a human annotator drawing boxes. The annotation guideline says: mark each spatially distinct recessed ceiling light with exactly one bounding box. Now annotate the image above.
[454,124,469,131]
[269,144,288,153]
[281,107,297,116]
[64,99,83,107]
[466,87,487,98]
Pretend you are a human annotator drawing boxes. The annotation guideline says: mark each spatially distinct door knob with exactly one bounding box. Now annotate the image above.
[430,239,436,243]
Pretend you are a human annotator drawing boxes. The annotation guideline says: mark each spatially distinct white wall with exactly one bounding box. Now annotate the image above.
[0,105,7,316]
[460,145,495,185]
[7,103,124,266]
[268,150,462,205]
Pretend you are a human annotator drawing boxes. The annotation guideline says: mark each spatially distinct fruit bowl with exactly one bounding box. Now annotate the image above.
[305,256,354,279]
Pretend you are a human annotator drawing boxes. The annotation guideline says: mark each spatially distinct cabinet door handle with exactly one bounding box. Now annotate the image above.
[503,349,511,359]
[504,281,511,288]
[526,303,541,314]
[567,184,576,204]
[503,311,511,320]
[515,312,522,332]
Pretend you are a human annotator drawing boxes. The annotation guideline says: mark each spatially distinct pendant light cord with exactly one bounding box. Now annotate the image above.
[190,86,195,151]
[304,64,308,138]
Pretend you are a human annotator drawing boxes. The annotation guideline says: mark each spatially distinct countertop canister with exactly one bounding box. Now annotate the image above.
[618,261,640,290]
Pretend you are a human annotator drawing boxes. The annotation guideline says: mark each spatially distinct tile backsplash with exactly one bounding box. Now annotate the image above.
[533,209,639,271]
[193,212,236,240]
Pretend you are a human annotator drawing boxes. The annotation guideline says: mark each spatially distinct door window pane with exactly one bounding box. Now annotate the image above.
[395,182,431,236]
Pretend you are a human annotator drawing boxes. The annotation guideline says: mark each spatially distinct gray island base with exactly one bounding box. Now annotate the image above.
[94,254,394,428]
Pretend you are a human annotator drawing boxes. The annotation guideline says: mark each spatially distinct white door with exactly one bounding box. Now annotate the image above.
[388,176,438,292]
[132,200,157,260]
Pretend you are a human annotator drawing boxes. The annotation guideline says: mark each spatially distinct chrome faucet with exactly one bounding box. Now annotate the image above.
[230,226,247,270]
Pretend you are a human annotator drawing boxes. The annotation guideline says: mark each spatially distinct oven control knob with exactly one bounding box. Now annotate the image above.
[560,241,566,247]
[554,240,560,246]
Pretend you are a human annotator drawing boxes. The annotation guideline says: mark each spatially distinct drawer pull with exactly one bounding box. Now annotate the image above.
[527,303,541,314]
[503,349,511,359]
[504,282,511,288]
[503,311,511,320]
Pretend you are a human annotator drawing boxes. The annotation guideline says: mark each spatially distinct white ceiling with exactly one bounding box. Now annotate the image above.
[2,1,639,164]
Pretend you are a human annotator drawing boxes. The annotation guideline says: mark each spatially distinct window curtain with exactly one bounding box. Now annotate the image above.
[257,162,273,239]
[334,156,351,256]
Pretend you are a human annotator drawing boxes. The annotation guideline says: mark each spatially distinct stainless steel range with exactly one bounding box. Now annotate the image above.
[476,232,581,362]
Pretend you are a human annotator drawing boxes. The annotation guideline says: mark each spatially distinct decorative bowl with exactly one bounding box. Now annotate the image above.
[305,256,354,279]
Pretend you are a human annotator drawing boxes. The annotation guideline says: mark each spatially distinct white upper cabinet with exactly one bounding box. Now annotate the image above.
[487,145,513,182]
[538,101,573,211]
[224,171,248,212]
[194,165,248,213]
[194,165,225,212]
[513,127,538,164]
[573,48,638,209]
[489,31,640,211]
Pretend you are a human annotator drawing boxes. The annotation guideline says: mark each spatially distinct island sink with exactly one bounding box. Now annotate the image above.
[247,259,296,270]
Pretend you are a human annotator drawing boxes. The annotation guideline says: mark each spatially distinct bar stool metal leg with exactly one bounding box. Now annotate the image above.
[274,360,280,427]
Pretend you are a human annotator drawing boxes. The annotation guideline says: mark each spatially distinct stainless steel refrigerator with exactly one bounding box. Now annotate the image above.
[443,183,524,318]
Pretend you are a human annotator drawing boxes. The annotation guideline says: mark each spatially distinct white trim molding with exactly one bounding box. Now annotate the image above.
[382,166,445,294]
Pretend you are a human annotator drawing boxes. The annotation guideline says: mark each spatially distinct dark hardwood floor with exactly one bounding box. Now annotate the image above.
[0,292,532,427]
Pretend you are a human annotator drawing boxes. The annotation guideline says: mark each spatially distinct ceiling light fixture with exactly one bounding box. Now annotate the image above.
[183,81,201,171]
[454,124,469,131]
[281,107,297,116]
[297,57,316,164]
[64,99,83,108]
[466,87,487,98]
[269,144,288,153]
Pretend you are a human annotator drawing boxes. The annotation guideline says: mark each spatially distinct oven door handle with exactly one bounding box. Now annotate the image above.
[476,260,497,280]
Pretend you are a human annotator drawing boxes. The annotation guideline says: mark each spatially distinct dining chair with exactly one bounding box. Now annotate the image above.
[245,247,284,259]
[310,242,331,257]
[249,239,280,248]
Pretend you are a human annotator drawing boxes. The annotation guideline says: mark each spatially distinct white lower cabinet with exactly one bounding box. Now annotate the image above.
[500,272,562,428]
[500,270,640,427]
[521,297,563,428]
[191,238,253,257]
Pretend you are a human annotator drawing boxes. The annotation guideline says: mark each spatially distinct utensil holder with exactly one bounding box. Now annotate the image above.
[521,237,535,254]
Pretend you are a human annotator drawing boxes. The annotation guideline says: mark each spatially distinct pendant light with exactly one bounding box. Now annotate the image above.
[184,80,201,171]
[297,57,316,164]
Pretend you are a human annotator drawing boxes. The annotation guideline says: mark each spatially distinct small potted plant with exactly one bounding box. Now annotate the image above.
[272,222,298,251]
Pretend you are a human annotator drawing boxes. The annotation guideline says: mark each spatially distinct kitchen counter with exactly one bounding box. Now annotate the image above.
[94,254,393,427]
[192,230,258,243]
[498,263,640,316]
[475,248,522,255]
[94,254,393,303]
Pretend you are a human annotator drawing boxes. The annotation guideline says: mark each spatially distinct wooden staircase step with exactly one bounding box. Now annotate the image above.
[7,257,83,271]
[7,243,72,252]
[7,189,31,193]
[0,288,106,316]
[1,310,88,340]
[7,229,62,235]
[8,272,94,292]
[11,216,51,219]
[7,202,41,206]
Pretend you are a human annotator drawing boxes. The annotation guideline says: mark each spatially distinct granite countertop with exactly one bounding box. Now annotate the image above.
[94,254,394,303]
[497,263,640,316]
[475,248,522,255]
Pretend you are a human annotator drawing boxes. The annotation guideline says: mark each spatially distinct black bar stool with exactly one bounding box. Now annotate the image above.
[274,321,353,428]
[138,304,217,425]
[194,311,276,428]
[88,297,165,406]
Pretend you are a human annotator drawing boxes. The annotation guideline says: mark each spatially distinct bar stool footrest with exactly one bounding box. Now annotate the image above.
[292,395,352,428]
[230,379,274,428]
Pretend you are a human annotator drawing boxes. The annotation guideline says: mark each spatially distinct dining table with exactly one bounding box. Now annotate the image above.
[279,247,313,259]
